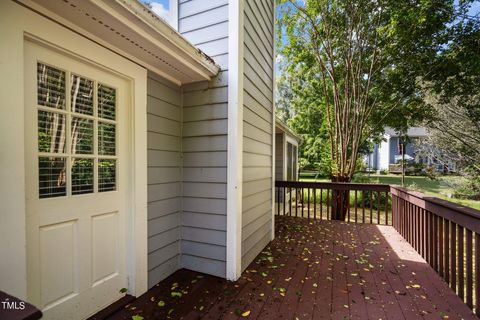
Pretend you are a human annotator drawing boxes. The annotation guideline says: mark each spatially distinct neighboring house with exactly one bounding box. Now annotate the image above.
[0,0,275,319]
[366,127,456,173]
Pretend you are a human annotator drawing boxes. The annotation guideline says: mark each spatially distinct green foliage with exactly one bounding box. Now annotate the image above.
[276,0,466,181]
[453,177,480,201]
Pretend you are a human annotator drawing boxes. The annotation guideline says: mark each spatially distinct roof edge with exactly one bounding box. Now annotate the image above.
[275,117,302,143]
[117,0,220,78]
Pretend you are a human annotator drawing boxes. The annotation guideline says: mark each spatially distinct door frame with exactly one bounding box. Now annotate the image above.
[0,1,148,300]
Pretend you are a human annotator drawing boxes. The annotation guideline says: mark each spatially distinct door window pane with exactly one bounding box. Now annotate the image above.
[37,63,66,110]
[39,157,67,198]
[98,84,116,120]
[71,74,94,115]
[38,111,66,153]
[98,122,116,155]
[71,158,94,195]
[98,159,116,192]
[37,63,118,198]
[71,117,94,154]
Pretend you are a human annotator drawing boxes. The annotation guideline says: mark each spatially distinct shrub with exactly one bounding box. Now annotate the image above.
[453,177,480,200]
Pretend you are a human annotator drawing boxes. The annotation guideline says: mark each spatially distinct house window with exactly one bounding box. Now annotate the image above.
[286,142,298,181]
[37,63,117,198]
[292,145,298,180]
[287,143,293,180]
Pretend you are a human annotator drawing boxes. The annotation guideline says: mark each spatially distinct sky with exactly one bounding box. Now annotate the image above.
[141,0,173,25]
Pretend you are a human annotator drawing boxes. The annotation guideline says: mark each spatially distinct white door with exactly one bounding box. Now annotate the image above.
[24,40,131,320]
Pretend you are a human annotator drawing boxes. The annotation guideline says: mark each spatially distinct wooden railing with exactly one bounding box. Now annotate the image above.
[275,181,391,224]
[275,180,480,316]
[391,185,480,316]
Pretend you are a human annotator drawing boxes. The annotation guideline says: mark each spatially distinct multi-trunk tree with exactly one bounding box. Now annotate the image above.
[277,0,472,219]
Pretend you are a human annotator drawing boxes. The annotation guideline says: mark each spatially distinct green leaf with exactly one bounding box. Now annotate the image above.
[119,288,128,294]
[171,291,182,298]
[157,300,165,307]
[131,316,144,320]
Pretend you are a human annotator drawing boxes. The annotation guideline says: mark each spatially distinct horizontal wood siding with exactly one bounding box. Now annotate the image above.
[179,0,229,278]
[241,0,275,270]
[147,74,182,288]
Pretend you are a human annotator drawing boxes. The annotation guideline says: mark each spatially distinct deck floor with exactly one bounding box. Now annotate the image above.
[102,216,477,320]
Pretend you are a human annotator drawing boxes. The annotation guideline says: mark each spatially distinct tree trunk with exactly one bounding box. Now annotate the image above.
[330,175,351,220]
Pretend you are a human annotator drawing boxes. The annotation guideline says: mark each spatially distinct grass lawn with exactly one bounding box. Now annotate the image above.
[300,173,480,211]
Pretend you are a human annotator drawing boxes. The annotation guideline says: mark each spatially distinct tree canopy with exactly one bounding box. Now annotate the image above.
[276,0,476,181]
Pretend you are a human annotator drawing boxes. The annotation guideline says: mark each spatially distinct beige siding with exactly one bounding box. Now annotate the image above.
[241,0,275,270]
[179,0,229,278]
[147,74,182,288]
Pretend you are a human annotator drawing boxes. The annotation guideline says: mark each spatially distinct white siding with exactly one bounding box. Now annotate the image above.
[147,74,182,288]
[241,0,275,270]
[179,0,229,278]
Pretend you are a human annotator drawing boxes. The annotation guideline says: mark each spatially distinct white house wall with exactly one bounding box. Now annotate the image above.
[379,135,390,171]
[146,74,183,287]
[241,0,275,271]
[179,0,229,278]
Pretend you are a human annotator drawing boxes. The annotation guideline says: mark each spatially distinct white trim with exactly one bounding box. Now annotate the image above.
[170,0,179,31]
[271,0,277,241]
[0,1,147,300]
[226,0,243,281]
[285,134,299,147]
[283,133,288,180]
[18,0,219,85]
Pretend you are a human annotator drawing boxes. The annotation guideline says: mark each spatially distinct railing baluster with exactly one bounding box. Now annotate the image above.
[327,189,330,220]
[283,187,286,216]
[451,222,457,292]
[301,188,304,218]
[377,191,380,224]
[313,188,317,219]
[426,211,433,266]
[407,201,410,241]
[369,191,373,224]
[467,229,473,308]
[412,204,416,250]
[385,192,389,225]
[410,203,413,246]
[347,190,351,222]
[354,190,358,224]
[439,218,444,278]
[288,187,291,216]
[420,206,424,257]
[307,188,310,219]
[320,189,323,220]
[459,226,465,300]
[295,188,298,217]
[444,220,450,283]
[415,205,420,252]
[362,191,365,223]
[475,233,480,317]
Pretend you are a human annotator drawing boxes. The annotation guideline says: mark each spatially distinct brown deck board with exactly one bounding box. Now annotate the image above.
[103,216,477,320]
